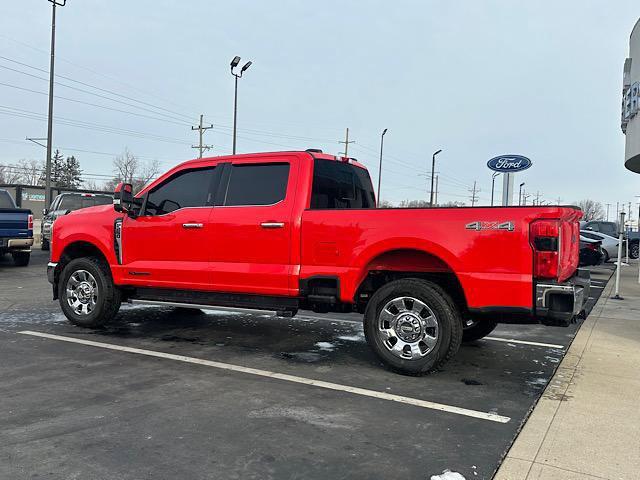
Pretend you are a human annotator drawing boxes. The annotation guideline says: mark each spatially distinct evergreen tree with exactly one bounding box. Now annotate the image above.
[39,149,65,186]
[62,155,83,188]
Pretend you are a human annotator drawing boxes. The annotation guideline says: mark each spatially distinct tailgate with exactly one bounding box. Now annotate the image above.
[0,209,32,238]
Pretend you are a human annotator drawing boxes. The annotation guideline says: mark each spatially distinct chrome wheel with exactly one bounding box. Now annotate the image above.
[66,269,99,316]
[377,296,439,360]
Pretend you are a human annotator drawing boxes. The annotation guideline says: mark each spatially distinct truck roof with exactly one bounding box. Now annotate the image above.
[163,150,368,179]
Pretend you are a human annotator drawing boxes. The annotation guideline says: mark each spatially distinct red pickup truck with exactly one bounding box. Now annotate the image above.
[47,150,589,374]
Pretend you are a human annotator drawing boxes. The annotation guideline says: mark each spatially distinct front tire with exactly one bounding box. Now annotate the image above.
[363,278,463,375]
[462,319,498,342]
[58,257,121,328]
[41,238,50,251]
[602,249,609,263]
[630,242,639,260]
[12,252,30,266]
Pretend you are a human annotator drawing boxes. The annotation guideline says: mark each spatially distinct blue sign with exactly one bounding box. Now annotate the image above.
[487,155,532,173]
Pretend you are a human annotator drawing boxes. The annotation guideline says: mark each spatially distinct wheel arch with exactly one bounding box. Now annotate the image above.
[353,247,468,314]
[53,240,111,300]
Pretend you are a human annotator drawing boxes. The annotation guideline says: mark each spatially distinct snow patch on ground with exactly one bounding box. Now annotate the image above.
[315,342,336,351]
[338,333,365,342]
[248,406,360,430]
[430,470,466,480]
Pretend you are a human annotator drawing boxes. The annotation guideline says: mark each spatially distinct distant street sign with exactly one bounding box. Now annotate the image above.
[487,155,532,173]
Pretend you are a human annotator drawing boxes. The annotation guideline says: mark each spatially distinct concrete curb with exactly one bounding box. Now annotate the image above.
[494,269,617,480]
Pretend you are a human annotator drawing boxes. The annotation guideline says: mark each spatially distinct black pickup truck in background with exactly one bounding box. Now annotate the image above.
[0,189,33,266]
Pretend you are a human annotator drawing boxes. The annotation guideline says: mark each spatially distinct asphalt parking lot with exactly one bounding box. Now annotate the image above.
[0,250,614,480]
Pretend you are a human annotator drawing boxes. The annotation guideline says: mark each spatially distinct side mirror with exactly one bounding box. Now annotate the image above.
[114,182,137,216]
[585,226,593,231]
[42,208,49,216]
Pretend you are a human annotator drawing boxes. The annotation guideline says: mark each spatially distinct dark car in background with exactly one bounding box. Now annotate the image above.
[579,237,604,267]
[0,189,33,266]
[41,192,113,250]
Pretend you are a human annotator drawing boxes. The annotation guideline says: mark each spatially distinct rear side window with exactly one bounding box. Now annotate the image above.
[0,191,15,208]
[224,163,289,206]
[59,195,113,211]
[145,167,216,215]
[581,232,600,241]
[310,159,375,209]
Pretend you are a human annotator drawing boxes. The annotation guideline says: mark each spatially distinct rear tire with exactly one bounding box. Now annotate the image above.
[12,252,30,266]
[363,278,463,375]
[602,249,609,263]
[58,257,121,328]
[462,319,498,342]
[630,241,639,260]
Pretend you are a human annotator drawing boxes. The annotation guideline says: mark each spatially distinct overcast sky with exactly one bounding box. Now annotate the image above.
[1,1,639,209]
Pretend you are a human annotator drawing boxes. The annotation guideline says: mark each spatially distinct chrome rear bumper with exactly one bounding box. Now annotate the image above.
[535,269,590,326]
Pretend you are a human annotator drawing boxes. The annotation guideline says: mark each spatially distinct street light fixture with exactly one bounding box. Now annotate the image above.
[376,128,388,205]
[518,182,525,206]
[429,149,442,207]
[230,55,252,155]
[491,172,501,206]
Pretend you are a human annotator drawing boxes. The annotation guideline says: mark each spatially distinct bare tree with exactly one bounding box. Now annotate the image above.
[83,179,107,192]
[106,148,161,193]
[20,159,44,186]
[576,199,605,222]
[0,159,43,185]
[0,164,23,184]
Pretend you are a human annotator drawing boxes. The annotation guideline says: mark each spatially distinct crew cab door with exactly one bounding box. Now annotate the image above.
[120,165,219,290]
[209,157,297,296]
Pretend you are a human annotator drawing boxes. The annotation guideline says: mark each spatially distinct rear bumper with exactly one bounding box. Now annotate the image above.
[535,269,590,327]
[0,237,34,252]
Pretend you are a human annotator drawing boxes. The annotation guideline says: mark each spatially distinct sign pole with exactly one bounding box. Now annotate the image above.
[612,211,626,300]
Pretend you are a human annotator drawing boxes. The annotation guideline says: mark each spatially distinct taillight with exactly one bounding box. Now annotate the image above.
[28,214,33,230]
[530,220,559,279]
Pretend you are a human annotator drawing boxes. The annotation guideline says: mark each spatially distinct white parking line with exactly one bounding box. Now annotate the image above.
[484,337,564,349]
[18,330,510,424]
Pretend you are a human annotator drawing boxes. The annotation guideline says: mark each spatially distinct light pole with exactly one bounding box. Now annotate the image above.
[230,56,252,155]
[490,172,500,206]
[518,182,525,206]
[429,149,442,207]
[44,0,66,209]
[376,128,388,205]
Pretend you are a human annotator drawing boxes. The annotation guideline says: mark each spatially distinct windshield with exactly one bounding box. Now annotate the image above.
[58,195,112,212]
[0,191,16,209]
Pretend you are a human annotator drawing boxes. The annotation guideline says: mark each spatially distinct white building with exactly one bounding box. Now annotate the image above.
[622,18,640,173]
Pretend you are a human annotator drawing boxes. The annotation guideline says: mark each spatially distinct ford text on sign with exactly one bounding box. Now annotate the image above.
[487,155,532,173]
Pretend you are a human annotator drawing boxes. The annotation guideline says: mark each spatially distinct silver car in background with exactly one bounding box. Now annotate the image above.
[580,230,620,262]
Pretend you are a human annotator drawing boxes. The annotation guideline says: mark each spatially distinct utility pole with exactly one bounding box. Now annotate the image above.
[338,128,355,157]
[534,191,541,206]
[469,181,480,207]
[191,114,213,158]
[44,0,66,209]
[556,197,562,205]
[606,203,611,221]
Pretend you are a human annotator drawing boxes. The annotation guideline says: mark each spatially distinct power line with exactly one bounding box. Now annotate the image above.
[0,55,197,122]
[0,81,191,127]
[0,62,194,125]
[0,105,191,145]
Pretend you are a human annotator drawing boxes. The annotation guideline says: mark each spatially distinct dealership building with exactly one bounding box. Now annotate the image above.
[622,18,640,173]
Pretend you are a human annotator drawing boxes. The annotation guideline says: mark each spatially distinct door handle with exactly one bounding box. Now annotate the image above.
[182,223,204,229]
[260,222,284,229]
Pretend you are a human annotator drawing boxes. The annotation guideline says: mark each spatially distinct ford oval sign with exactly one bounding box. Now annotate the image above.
[487,155,532,173]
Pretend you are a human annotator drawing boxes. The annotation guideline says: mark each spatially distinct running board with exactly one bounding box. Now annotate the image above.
[129,299,288,317]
